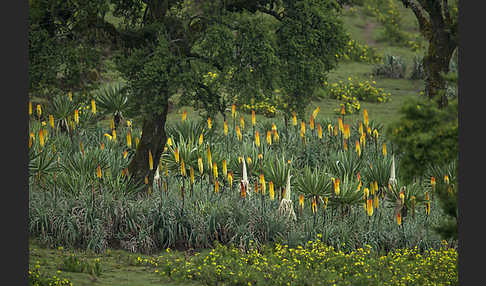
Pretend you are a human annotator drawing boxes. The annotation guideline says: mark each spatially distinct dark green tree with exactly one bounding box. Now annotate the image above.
[399,0,458,108]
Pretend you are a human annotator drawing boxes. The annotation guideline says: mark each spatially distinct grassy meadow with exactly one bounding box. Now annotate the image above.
[28,2,458,286]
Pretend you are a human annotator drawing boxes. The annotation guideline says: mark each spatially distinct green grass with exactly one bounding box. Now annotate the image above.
[29,239,202,286]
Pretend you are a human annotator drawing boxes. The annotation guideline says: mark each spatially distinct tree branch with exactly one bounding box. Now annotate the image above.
[442,0,452,27]
[400,0,431,38]
[256,5,283,21]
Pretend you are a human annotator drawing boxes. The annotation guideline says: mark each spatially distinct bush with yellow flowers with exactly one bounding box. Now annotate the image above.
[324,78,391,114]
[240,99,278,117]
[336,38,382,63]
[135,237,457,286]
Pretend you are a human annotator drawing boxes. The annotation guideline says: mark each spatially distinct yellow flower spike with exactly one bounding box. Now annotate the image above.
[373,129,379,139]
[148,150,154,170]
[123,150,128,159]
[425,191,430,201]
[198,157,204,175]
[97,165,102,179]
[39,129,45,147]
[207,117,212,130]
[260,174,266,195]
[343,124,350,139]
[273,129,279,142]
[356,180,362,192]
[135,137,140,148]
[382,143,387,156]
[311,197,317,214]
[266,130,272,145]
[363,187,370,199]
[199,133,203,146]
[363,109,369,127]
[91,99,96,114]
[359,121,364,136]
[236,125,242,141]
[29,101,32,116]
[127,120,132,128]
[258,153,263,160]
[430,177,436,188]
[215,180,219,193]
[240,116,245,130]
[299,194,304,209]
[340,105,346,116]
[328,124,333,136]
[367,126,372,135]
[255,130,260,147]
[271,123,277,132]
[181,159,186,177]
[251,110,256,126]
[100,142,105,150]
[265,181,273,200]
[343,139,348,151]
[36,104,43,118]
[74,109,79,124]
[399,191,405,205]
[312,106,320,119]
[222,159,227,177]
[68,91,73,101]
[224,120,228,136]
[338,117,343,133]
[112,129,117,142]
[49,115,54,128]
[232,104,236,118]
[228,171,233,188]
[323,197,329,210]
[110,118,115,130]
[182,110,187,122]
[366,198,373,216]
[334,178,340,195]
[300,121,306,137]
[213,162,218,179]
[291,112,297,126]
[207,146,212,170]
[374,195,379,209]
[126,131,132,148]
[246,156,252,166]
[174,147,180,163]
[396,212,402,225]
[425,202,431,216]
[334,126,338,136]
[444,174,450,184]
[360,133,366,147]
[166,137,172,146]
[355,140,361,156]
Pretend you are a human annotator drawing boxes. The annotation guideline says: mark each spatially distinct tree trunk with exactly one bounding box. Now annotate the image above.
[128,101,169,191]
[424,33,455,108]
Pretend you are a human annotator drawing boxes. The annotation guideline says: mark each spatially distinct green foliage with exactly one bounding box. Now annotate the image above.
[373,54,407,78]
[337,38,382,63]
[409,55,424,80]
[60,255,102,276]
[386,97,458,183]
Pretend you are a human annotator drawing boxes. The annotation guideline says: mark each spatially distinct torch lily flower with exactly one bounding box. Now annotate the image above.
[91,99,96,114]
[149,150,154,170]
[312,197,317,214]
[309,115,315,130]
[260,173,266,194]
[266,130,272,145]
[430,177,436,188]
[215,180,219,193]
[367,198,373,216]
[112,129,117,142]
[355,140,361,156]
[317,123,323,139]
[292,112,297,126]
[382,143,387,156]
[251,110,256,126]
[236,125,242,141]
[333,178,340,196]
[273,129,279,142]
[312,106,320,119]
[199,133,203,146]
[213,162,218,179]
[299,194,304,209]
[224,120,228,136]
[338,117,343,133]
[255,130,260,147]
[228,172,233,188]
[97,165,102,179]
[363,109,369,127]
[181,158,186,177]
[29,101,32,115]
[207,146,212,169]
[240,116,245,130]
[207,117,212,129]
[182,110,187,122]
[222,159,227,177]
[232,104,236,118]
[39,129,45,147]
[166,137,172,146]
[37,104,42,118]
[396,212,402,225]
[174,147,180,163]
[74,109,79,124]
[300,121,306,137]
[126,131,132,148]
[269,181,275,200]
[198,157,204,175]
[343,124,350,139]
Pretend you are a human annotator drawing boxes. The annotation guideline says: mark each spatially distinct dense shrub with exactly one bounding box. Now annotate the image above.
[373,55,407,78]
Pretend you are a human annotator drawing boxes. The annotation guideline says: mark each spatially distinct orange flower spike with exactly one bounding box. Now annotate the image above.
[236,125,242,141]
[100,142,105,150]
[273,129,279,142]
[374,195,379,209]
[260,174,266,195]
[213,162,218,179]
[343,140,348,151]
[367,198,373,216]
[343,124,350,139]
[338,117,343,132]
[148,150,154,170]
[181,159,186,177]
[309,114,315,130]
[222,159,227,177]
[382,143,387,156]
[49,115,54,129]
[215,180,219,193]
[174,147,180,163]
[312,106,320,119]
[363,187,370,199]
[39,129,45,147]
[36,104,42,118]
[323,197,329,210]
[224,120,228,136]
[251,110,256,126]
[232,104,236,118]
[74,109,79,124]
[334,178,341,196]
[355,140,361,156]
[359,121,364,136]
[340,105,346,116]
[317,123,323,139]
[241,182,246,199]
[255,130,260,147]
[328,124,333,137]
[182,110,187,122]
[266,130,272,145]
[363,109,369,127]
[399,191,405,205]
[444,174,450,184]
[199,133,203,146]
[312,197,317,214]
[207,117,212,130]
[334,126,338,136]
[112,129,117,142]
[430,177,436,188]
[126,131,132,148]
[300,121,306,137]
[299,194,304,209]
[396,212,402,225]
[97,165,102,179]
[228,172,233,188]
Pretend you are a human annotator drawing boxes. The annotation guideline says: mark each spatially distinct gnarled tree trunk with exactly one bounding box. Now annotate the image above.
[128,101,169,191]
